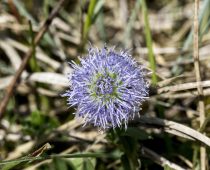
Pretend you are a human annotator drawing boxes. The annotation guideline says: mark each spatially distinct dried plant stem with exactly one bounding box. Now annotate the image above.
[158,80,210,93]
[141,146,186,170]
[0,0,66,118]
[193,0,206,170]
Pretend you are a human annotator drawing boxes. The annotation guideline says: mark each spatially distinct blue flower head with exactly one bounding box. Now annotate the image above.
[64,46,148,130]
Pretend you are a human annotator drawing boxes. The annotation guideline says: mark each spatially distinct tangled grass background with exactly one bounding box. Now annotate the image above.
[0,0,210,169]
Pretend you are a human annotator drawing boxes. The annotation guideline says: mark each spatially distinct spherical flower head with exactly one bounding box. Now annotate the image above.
[63,46,148,130]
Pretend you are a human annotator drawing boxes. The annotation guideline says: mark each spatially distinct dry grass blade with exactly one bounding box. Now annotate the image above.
[141,146,186,170]
[157,75,185,87]
[159,88,210,99]
[0,40,21,71]
[0,76,13,90]
[133,116,210,147]
[158,80,210,93]
[7,38,61,70]
[28,72,69,87]
[193,0,206,169]
[0,72,68,91]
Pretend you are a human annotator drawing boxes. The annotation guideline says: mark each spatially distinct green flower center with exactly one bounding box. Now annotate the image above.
[95,75,114,95]
[90,72,120,100]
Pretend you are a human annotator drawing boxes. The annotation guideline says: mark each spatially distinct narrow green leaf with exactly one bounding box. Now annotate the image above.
[28,20,40,72]
[141,0,157,84]
[82,158,95,170]
[53,157,68,170]
[0,152,113,166]
[83,0,97,41]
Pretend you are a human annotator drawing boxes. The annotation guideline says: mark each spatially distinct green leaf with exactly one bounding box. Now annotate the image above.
[1,161,23,170]
[141,0,157,84]
[82,158,95,170]
[164,165,171,170]
[53,157,68,170]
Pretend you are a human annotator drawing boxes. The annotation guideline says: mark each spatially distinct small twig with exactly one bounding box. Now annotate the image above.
[193,0,206,169]
[141,146,186,170]
[157,75,185,88]
[0,0,66,118]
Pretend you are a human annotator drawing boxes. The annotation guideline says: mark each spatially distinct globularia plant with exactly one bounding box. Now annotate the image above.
[64,46,148,130]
